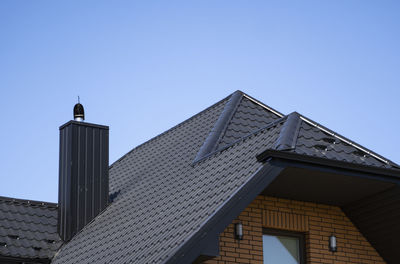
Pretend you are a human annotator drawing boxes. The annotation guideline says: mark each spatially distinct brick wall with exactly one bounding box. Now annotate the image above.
[202,196,385,264]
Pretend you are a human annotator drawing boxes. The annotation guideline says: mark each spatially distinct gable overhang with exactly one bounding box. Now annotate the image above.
[258,149,400,181]
[166,150,400,264]
[164,162,285,264]
[258,150,400,264]
[259,150,400,206]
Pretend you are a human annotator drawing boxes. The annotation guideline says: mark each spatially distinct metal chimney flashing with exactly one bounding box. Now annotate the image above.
[59,120,109,130]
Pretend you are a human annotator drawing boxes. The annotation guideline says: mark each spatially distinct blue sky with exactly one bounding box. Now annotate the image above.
[1,1,399,202]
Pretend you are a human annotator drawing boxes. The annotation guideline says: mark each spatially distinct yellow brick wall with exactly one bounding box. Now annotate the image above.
[202,196,385,264]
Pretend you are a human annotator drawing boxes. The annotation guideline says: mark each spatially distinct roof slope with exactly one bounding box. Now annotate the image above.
[292,118,395,168]
[195,91,399,169]
[52,94,286,264]
[52,91,399,264]
[216,94,282,149]
[0,196,62,261]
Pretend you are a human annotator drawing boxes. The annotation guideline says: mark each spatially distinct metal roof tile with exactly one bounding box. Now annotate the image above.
[1,91,393,263]
[0,198,62,260]
[52,98,283,263]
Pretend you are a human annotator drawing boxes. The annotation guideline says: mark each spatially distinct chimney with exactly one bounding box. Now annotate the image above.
[58,102,109,241]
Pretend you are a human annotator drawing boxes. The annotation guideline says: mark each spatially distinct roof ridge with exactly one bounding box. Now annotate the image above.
[242,93,284,117]
[298,114,400,169]
[193,91,243,163]
[274,112,302,151]
[0,196,57,208]
[193,115,287,164]
[193,90,287,163]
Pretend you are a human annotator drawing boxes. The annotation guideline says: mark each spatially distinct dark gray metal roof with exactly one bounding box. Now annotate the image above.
[292,117,397,169]
[195,91,399,169]
[0,196,62,261]
[51,93,285,264]
[43,91,400,263]
[216,95,282,149]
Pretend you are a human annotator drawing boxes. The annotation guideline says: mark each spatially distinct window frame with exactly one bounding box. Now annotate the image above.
[262,228,306,264]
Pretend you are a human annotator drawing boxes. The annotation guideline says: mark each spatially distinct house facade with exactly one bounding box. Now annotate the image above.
[203,196,385,264]
[0,91,399,264]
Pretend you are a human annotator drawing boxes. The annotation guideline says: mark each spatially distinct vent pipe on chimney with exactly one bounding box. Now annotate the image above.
[58,103,109,241]
[73,97,85,121]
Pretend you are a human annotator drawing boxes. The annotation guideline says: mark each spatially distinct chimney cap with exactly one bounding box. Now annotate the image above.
[73,102,84,121]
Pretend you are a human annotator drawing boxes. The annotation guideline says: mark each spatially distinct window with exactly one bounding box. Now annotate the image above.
[263,229,305,264]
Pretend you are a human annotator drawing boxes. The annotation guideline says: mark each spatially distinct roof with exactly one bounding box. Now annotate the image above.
[0,196,62,263]
[196,91,399,169]
[51,90,400,264]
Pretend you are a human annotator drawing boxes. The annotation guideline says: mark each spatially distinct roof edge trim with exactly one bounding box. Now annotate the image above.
[257,149,400,180]
[299,115,399,168]
[242,93,284,118]
[164,162,285,264]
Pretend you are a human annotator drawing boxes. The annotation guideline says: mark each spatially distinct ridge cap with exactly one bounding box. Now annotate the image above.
[274,112,302,151]
[193,115,287,164]
[193,91,243,163]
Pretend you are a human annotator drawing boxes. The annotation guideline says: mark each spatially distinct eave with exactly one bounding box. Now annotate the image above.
[167,154,400,264]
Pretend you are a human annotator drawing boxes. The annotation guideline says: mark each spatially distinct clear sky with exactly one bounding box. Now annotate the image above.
[1,1,399,202]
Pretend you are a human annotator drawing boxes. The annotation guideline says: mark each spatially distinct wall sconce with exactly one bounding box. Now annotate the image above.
[329,235,337,252]
[235,223,243,240]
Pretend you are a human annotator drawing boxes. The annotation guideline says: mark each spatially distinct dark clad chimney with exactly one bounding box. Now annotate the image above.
[58,103,109,241]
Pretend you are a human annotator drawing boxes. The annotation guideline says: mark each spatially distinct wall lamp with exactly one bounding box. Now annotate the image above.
[235,223,243,240]
[329,235,337,252]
